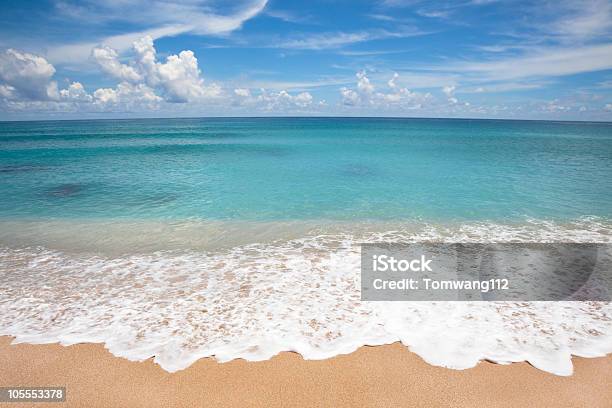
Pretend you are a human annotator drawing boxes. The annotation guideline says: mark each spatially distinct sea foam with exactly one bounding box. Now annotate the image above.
[1,218,611,375]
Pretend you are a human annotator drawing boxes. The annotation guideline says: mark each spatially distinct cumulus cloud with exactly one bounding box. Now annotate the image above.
[233,88,314,110]
[293,91,314,107]
[387,72,399,89]
[1,35,325,116]
[0,84,16,99]
[60,82,92,102]
[91,46,143,82]
[93,82,162,109]
[442,85,458,104]
[0,49,58,100]
[542,99,571,112]
[234,88,251,97]
[1,37,224,112]
[92,36,221,103]
[340,71,432,109]
[340,87,360,106]
[356,70,374,94]
[0,50,99,110]
[151,48,219,102]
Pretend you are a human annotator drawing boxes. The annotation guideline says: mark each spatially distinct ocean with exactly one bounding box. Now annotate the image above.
[1,117,611,221]
[0,117,611,375]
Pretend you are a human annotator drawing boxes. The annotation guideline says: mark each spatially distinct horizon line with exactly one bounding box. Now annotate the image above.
[1,115,611,125]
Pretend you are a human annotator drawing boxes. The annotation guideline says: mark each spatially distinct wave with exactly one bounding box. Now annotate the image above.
[1,217,611,375]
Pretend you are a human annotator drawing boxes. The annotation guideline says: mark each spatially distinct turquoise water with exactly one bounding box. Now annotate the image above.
[0,117,611,221]
[2,117,612,375]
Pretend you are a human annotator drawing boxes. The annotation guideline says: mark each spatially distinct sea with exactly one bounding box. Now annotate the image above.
[0,117,611,375]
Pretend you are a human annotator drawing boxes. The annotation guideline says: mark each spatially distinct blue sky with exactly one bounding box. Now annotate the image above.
[1,0,611,120]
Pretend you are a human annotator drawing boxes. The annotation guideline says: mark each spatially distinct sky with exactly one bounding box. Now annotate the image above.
[0,0,611,121]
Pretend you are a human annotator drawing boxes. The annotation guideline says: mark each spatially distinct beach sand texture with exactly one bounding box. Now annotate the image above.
[1,337,610,408]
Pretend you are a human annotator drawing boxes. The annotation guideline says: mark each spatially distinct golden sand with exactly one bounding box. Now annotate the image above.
[1,337,610,407]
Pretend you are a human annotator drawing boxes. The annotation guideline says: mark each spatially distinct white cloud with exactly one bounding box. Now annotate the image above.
[239,77,354,92]
[0,51,95,106]
[416,9,450,19]
[0,84,16,99]
[264,8,308,23]
[377,71,458,89]
[2,37,222,112]
[380,0,423,6]
[546,0,612,41]
[442,85,456,97]
[367,14,397,22]
[442,85,458,104]
[461,82,546,93]
[93,36,221,103]
[387,72,399,89]
[443,43,612,81]
[92,87,117,105]
[293,91,313,107]
[383,0,497,7]
[234,88,251,97]
[132,37,204,102]
[233,88,315,110]
[0,49,58,100]
[155,49,219,102]
[47,0,268,64]
[93,82,162,109]
[356,70,374,94]
[280,32,371,50]
[91,46,143,82]
[189,0,268,36]
[605,103,612,111]
[420,2,612,88]
[60,82,92,102]
[2,37,324,115]
[47,25,188,64]
[542,99,571,112]
[340,71,432,109]
[276,28,426,50]
[340,87,360,106]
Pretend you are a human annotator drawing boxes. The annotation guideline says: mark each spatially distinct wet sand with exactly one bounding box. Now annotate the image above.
[1,337,610,407]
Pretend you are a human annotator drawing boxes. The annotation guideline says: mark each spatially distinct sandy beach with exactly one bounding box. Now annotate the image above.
[1,336,610,407]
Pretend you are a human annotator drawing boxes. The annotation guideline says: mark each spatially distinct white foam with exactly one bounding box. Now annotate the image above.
[1,218,611,375]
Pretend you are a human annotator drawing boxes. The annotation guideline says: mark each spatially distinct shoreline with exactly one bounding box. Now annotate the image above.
[1,216,609,255]
[1,336,611,407]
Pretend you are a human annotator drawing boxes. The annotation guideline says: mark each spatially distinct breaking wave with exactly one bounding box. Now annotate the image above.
[1,217,611,375]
